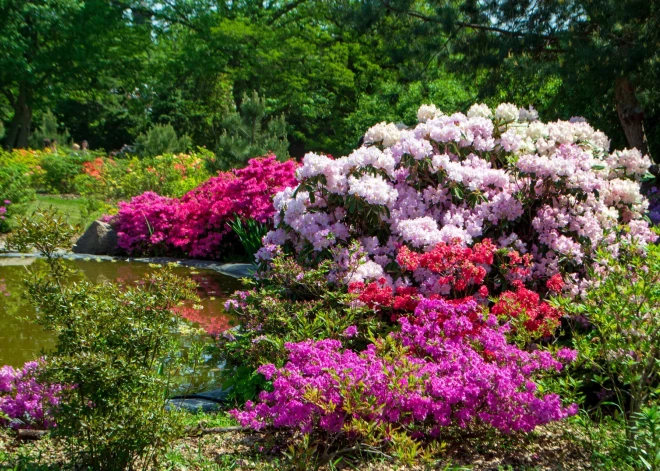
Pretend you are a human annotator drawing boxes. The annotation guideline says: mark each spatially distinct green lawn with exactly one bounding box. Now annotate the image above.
[24,195,101,229]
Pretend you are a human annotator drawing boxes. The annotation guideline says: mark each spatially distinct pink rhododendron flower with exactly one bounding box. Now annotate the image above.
[265,104,655,295]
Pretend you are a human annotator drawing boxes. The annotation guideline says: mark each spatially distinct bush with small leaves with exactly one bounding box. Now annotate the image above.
[12,211,198,470]
[556,242,660,426]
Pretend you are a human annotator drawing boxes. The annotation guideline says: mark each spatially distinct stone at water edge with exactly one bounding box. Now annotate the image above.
[72,220,120,255]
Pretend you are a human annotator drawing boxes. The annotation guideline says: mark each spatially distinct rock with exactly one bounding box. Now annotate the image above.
[166,388,229,413]
[72,220,120,255]
[166,397,225,413]
[217,263,254,279]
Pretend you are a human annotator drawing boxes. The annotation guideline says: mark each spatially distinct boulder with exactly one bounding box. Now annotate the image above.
[72,220,120,255]
[217,263,254,279]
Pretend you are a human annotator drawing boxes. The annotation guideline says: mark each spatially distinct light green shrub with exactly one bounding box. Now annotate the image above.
[8,210,198,470]
[556,242,660,427]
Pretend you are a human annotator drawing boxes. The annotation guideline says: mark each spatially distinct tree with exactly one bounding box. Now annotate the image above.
[29,109,71,148]
[0,0,151,149]
[134,123,191,157]
[377,0,660,160]
[213,91,288,170]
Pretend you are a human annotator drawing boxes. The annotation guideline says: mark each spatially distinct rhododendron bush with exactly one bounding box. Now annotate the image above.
[226,237,574,438]
[231,297,578,436]
[110,155,297,258]
[261,103,656,295]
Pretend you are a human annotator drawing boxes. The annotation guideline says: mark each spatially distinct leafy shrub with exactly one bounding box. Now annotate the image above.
[261,103,655,295]
[69,151,212,201]
[9,209,198,470]
[41,151,95,193]
[226,242,578,464]
[558,243,660,423]
[220,247,379,402]
[134,123,191,158]
[0,158,37,232]
[630,405,660,470]
[111,155,297,259]
[222,235,568,406]
[211,91,289,171]
[0,148,213,204]
[231,297,577,460]
[104,153,210,199]
[0,148,46,188]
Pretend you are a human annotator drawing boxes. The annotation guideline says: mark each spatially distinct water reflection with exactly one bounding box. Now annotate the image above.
[0,257,243,393]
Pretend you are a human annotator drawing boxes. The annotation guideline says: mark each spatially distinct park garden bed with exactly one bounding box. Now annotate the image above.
[1,103,660,470]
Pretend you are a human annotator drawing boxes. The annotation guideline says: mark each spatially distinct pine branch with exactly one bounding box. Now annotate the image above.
[379,0,557,41]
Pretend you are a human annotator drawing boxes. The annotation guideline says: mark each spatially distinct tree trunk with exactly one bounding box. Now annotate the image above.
[615,77,650,158]
[4,84,33,150]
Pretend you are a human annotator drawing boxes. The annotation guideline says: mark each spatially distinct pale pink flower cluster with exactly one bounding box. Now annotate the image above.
[347,174,398,206]
[264,103,655,291]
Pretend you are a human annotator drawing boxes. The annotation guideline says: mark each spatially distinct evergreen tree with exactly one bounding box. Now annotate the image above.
[134,124,191,158]
[213,91,289,170]
[29,110,71,149]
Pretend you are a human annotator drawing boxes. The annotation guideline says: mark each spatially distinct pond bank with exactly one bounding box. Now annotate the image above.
[0,251,254,279]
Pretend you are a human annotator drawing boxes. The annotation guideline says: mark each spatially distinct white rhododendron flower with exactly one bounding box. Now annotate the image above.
[467,103,492,119]
[495,103,519,122]
[417,104,439,123]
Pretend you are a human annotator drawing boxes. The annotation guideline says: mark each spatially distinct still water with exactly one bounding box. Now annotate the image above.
[0,256,243,393]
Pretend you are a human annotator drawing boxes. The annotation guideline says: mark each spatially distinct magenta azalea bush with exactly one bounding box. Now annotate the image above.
[231,297,577,435]
[0,361,63,429]
[260,104,655,295]
[111,155,297,258]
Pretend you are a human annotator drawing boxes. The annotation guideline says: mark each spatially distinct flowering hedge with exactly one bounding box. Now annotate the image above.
[111,155,298,258]
[260,104,655,295]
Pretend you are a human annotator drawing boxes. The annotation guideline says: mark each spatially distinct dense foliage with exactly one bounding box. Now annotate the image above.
[207,102,659,466]
[0,147,213,199]
[229,245,579,442]
[5,210,199,470]
[0,147,216,230]
[2,1,658,166]
[558,243,660,424]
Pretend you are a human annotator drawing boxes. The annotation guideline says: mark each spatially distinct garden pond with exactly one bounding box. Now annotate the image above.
[0,256,243,395]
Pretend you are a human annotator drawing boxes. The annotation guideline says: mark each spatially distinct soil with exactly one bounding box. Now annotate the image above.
[1,422,594,470]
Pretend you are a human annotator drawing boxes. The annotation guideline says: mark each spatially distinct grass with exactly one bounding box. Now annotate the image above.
[20,195,102,230]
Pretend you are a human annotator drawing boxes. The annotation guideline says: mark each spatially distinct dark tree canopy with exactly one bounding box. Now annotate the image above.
[1,0,658,161]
